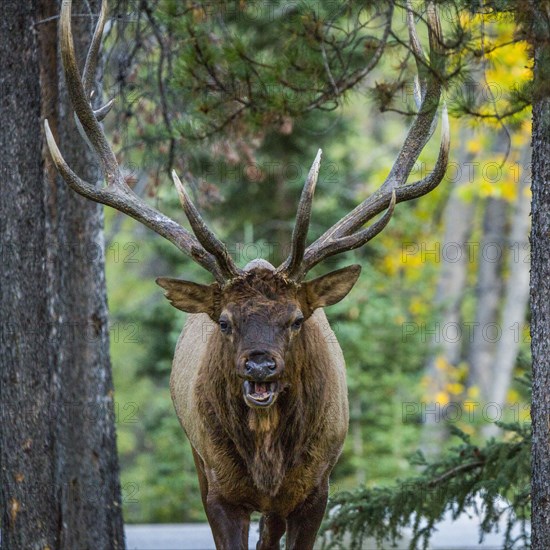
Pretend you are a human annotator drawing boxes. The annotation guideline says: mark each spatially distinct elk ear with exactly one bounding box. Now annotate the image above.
[301,265,361,313]
[156,277,217,316]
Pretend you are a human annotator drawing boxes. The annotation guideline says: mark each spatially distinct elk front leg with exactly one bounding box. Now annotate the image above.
[205,492,251,550]
[285,481,329,550]
[257,513,286,550]
[191,447,209,511]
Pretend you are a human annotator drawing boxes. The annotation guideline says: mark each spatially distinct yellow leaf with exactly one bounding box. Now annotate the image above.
[446,382,465,396]
[466,138,482,154]
[479,178,495,197]
[409,297,427,317]
[501,180,517,202]
[435,391,450,406]
[507,388,521,404]
[435,356,449,372]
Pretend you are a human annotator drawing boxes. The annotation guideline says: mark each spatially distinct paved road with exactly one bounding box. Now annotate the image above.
[125,514,528,549]
[125,523,260,550]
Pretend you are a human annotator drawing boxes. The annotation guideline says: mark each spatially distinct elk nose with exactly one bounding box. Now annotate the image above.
[244,352,277,380]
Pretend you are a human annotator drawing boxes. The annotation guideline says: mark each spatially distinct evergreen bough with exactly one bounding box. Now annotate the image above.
[321,380,531,549]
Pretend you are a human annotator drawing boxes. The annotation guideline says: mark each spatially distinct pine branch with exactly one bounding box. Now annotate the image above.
[428,459,485,486]
[321,422,531,550]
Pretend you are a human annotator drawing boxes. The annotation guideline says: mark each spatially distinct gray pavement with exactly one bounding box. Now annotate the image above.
[124,512,528,549]
[125,523,259,550]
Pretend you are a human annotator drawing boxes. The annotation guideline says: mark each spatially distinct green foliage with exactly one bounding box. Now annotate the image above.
[160,0,392,135]
[321,415,531,549]
[123,410,205,522]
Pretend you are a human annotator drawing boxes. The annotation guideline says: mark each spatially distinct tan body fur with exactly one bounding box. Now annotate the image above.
[170,308,348,517]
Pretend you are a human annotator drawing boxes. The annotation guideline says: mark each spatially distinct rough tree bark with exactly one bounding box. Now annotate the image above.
[527,1,550,547]
[0,2,125,548]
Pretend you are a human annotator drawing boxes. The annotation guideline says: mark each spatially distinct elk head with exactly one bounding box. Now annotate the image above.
[157,259,361,408]
[45,0,449,408]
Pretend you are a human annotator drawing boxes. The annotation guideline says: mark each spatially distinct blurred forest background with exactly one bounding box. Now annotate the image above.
[94,0,532,538]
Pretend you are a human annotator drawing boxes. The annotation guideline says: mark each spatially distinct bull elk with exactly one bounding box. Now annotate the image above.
[45,0,449,548]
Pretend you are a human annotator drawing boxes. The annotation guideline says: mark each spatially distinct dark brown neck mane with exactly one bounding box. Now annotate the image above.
[196,314,329,496]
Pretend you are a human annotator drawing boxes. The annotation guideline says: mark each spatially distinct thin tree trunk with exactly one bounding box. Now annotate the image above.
[0,2,125,547]
[527,1,550,547]
[467,196,507,401]
[421,140,475,456]
[483,150,531,438]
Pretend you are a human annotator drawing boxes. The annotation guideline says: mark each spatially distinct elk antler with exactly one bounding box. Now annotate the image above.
[282,149,322,279]
[44,0,240,284]
[277,0,450,281]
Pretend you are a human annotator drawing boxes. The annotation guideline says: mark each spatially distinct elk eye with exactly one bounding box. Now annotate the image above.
[219,318,232,334]
[291,316,304,331]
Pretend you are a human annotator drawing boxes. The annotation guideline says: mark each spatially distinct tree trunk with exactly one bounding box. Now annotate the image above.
[421,138,475,456]
[483,149,531,438]
[467,196,507,401]
[528,1,550,547]
[0,2,125,548]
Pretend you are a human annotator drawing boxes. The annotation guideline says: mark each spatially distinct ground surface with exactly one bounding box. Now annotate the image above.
[124,514,526,549]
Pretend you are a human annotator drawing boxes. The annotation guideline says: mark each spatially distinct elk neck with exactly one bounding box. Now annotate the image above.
[197,321,330,496]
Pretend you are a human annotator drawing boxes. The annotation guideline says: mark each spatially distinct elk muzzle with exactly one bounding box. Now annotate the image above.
[239,351,284,408]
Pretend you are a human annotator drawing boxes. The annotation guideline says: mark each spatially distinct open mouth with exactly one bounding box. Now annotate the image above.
[243,381,279,408]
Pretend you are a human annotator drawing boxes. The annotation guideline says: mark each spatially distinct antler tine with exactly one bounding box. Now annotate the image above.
[73,1,114,146]
[172,171,241,280]
[82,0,107,98]
[297,191,397,279]
[44,120,224,281]
[44,0,229,284]
[407,0,432,99]
[277,149,322,278]
[289,1,448,281]
[93,98,115,122]
[408,5,439,140]
[299,103,449,278]
[407,9,423,54]
[380,0,444,190]
[59,0,118,181]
